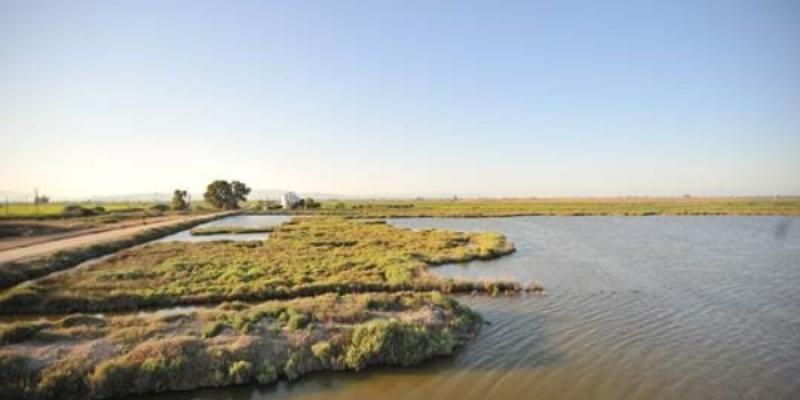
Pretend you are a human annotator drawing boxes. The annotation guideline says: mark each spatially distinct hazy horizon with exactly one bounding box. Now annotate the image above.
[2,1,799,199]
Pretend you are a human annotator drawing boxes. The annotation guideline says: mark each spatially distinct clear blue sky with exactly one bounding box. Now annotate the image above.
[1,0,798,199]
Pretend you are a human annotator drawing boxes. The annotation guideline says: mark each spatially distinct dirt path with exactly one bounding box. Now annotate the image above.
[0,214,216,264]
[0,216,183,252]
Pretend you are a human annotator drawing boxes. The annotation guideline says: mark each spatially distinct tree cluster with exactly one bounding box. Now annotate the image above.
[203,180,251,210]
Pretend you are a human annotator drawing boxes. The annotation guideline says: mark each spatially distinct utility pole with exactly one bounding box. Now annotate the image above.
[34,187,39,215]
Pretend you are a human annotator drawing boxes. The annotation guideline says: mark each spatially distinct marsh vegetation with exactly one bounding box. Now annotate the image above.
[0,292,480,399]
[0,217,530,314]
[0,215,537,399]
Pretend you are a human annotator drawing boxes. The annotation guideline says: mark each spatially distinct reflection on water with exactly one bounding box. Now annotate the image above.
[136,217,800,400]
[156,215,292,242]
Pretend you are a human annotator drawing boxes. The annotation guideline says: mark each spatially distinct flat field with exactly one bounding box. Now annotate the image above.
[0,202,156,220]
[297,197,800,217]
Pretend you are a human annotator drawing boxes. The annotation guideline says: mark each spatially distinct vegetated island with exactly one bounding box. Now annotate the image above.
[190,225,275,235]
[1,292,480,399]
[0,217,536,399]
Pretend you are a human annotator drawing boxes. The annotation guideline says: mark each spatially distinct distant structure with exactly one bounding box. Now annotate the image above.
[280,192,301,209]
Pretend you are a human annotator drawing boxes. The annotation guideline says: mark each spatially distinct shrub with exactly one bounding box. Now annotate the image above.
[304,198,321,209]
[311,340,335,368]
[36,357,91,399]
[228,360,252,384]
[203,321,227,338]
[149,204,170,213]
[286,310,310,330]
[283,348,318,380]
[344,319,456,371]
[255,361,278,385]
[62,205,97,217]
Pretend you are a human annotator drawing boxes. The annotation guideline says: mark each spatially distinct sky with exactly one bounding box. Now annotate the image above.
[1,0,799,199]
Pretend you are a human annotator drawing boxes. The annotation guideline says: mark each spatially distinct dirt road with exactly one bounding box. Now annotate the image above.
[0,214,217,264]
[0,216,184,252]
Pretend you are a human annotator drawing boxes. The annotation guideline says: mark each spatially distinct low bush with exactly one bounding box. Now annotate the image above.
[228,360,252,384]
[203,321,227,338]
[149,204,170,213]
[62,205,100,218]
[345,320,455,370]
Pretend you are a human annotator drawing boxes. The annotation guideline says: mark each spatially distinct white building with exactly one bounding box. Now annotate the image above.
[280,191,301,209]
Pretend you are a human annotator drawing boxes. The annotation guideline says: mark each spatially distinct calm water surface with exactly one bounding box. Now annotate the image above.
[140,217,800,400]
[156,215,291,242]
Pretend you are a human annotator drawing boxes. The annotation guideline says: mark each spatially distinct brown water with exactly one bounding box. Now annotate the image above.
[138,217,800,400]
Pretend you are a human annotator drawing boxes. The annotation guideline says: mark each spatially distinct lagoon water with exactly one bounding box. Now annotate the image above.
[156,215,292,242]
[141,216,800,400]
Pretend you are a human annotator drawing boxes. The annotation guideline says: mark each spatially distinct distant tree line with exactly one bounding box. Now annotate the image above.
[293,198,320,209]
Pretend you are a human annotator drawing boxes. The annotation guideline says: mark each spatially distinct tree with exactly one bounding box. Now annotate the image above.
[304,198,321,209]
[171,190,189,210]
[231,181,251,205]
[203,180,251,209]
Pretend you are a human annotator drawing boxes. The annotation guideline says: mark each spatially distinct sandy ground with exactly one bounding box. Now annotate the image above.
[0,216,183,252]
[0,214,213,264]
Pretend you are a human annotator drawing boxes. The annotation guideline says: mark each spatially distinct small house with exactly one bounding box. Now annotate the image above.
[280,192,301,209]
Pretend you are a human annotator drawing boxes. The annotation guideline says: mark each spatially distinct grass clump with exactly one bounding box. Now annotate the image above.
[202,321,227,338]
[0,217,524,314]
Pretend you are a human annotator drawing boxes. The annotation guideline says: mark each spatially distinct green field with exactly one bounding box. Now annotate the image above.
[0,202,152,219]
[296,197,800,217]
[0,201,217,220]
[6,197,798,220]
